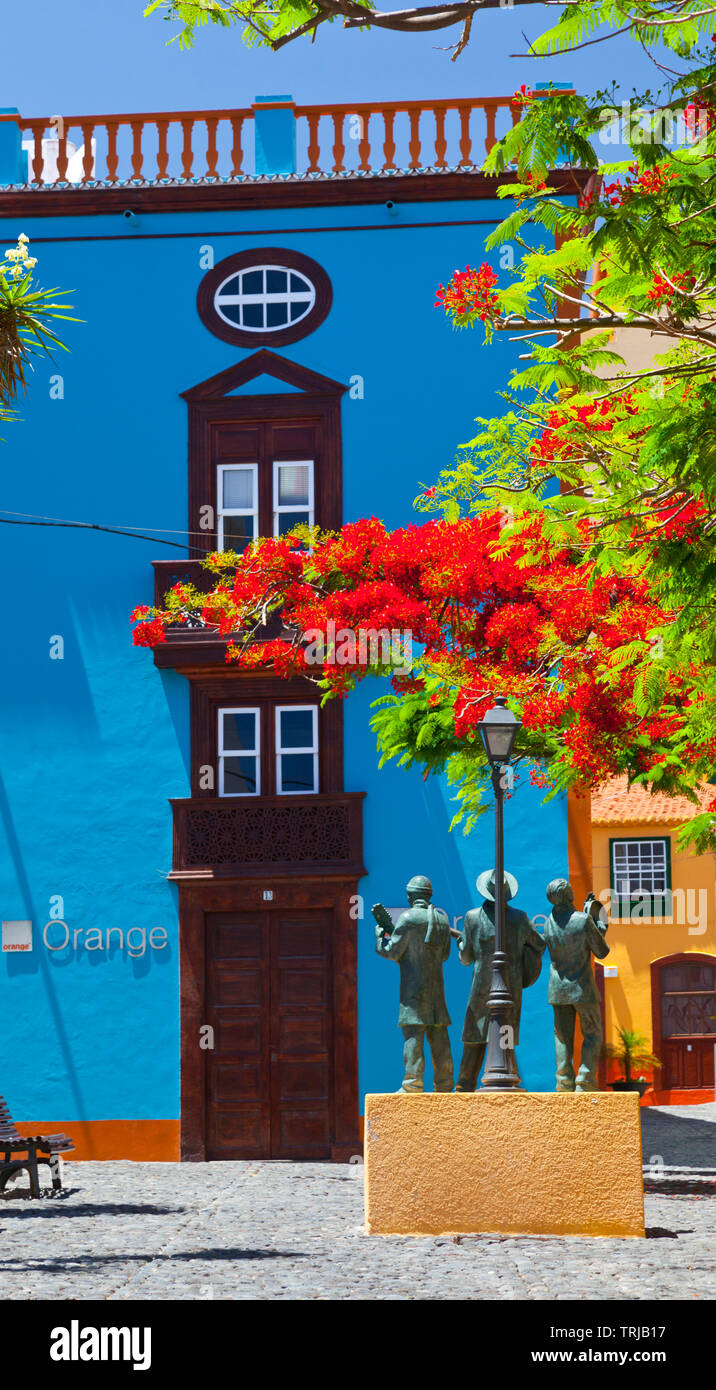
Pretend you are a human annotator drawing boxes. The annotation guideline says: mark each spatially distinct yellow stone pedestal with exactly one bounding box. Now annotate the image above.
[364,1091,645,1238]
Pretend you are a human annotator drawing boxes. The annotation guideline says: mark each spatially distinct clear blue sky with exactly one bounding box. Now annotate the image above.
[4,2,662,113]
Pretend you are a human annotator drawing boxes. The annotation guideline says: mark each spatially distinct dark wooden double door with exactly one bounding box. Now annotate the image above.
[206,910,334,1159]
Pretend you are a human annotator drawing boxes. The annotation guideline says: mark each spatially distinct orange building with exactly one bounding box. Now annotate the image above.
[590,778,716,1105]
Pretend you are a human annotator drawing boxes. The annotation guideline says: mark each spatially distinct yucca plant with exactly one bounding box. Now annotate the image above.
[0,235,73,425]
[603,1027,660,1084]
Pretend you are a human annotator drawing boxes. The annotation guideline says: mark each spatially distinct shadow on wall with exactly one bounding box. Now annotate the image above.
[158,668,191,782]
[0,772,88,1120]
[6,594,100,736]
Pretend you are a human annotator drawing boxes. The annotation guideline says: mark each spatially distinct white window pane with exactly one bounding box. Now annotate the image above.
[266,268,288,294]
[222,515,255,552]
[266,301,289,328]
[279,753,317,794]
[242,268,263,293]
[223,755,258,796]
[222,711,258,752]
[279,708,315,750]
[223,468,255,509]
[276,511,309,537]
[278,464,310,506]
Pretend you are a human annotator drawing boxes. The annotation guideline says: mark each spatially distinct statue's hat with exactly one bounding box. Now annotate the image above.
[406,874,433,896]
[476,869,518,902]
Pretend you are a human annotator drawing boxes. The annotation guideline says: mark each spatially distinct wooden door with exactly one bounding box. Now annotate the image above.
[206,913,270,1159]
[658,958,716,1090]
[205,909,333,1159]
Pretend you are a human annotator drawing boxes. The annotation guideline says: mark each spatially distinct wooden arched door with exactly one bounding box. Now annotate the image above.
[652,955,716,1091]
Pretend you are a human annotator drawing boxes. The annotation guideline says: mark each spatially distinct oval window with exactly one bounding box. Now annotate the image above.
[197,248,332,347]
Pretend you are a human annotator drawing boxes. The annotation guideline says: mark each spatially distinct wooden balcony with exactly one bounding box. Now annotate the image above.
[153,559,218,610]
[150,559,286,671]
[0,97,521,188]
[169,793,365,879]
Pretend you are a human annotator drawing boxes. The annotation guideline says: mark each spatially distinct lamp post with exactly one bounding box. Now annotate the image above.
[478,695,523,1091]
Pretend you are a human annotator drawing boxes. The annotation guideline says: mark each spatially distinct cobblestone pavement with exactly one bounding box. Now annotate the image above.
[1,1105,713,1301]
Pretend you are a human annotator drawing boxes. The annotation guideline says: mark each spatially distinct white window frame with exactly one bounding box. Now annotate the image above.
[214,265,316,333]
[611,837,669,897]
[218,707,261,798]
[272,460,315,537]
[217,463,258,552]
[275,704,319,796]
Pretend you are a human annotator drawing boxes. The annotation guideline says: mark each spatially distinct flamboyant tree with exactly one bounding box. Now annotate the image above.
[144,0,716,62]
[419,32,716,850]
[131,509,707,830]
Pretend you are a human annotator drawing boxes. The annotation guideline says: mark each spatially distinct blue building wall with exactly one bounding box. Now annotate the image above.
[0,192,568,1127]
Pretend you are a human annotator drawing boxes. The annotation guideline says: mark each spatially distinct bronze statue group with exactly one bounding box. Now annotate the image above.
[373,872,610,1094]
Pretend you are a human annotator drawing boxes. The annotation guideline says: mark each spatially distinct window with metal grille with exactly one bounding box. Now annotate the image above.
[610,837,671,918]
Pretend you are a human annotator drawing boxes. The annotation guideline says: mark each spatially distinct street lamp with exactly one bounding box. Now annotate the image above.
[478,695,522,1091]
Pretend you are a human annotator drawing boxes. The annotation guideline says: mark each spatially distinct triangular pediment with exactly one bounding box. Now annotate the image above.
[181,350,348,402]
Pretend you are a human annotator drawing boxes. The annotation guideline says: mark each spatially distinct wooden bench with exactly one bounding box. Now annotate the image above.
[0,1096,74,1197]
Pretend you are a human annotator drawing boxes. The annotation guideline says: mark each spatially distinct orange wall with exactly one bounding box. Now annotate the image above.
[16,1119,180,1161]
[591,820,716,1070]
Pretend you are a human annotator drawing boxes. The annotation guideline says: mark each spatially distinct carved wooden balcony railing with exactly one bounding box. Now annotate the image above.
[0,97,520,188]
[170,793,366,878]
[153,559,220,611]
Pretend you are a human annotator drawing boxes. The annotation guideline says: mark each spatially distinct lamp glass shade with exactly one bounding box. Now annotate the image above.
[479,698,521,764]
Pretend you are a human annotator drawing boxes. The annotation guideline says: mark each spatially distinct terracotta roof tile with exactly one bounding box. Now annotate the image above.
[591,775,714,826]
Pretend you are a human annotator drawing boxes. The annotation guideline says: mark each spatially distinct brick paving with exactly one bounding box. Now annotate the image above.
[1,1104,713,1301]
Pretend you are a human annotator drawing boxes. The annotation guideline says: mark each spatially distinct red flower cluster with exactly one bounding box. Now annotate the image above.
[653,496,707,542]
[529,396,636,472]
[647,271,696,307]
[683,103,714,137]
[132,617,166,648]
[523,171,548,192]
[602,162,675,207]
[523,692,568,731]
[528,762,551,790]
[435,264,500,325]
[131,508,696,789]
[391,674,425,694]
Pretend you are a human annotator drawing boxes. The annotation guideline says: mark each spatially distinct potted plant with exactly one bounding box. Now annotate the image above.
[603,1028,660,1097]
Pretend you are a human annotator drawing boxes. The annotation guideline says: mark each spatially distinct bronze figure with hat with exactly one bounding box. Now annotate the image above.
[454,868,545,1092]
